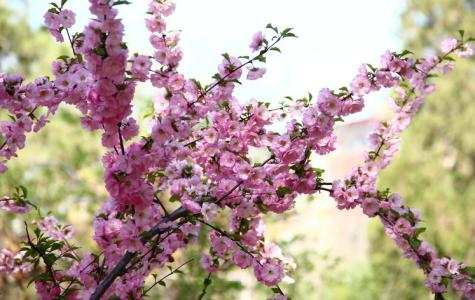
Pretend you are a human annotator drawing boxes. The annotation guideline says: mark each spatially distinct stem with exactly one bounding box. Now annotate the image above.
[188,35,284,107]
[197,273,212,300]
[117,123,126,156]
[65,28,77,57]
[198,219,285,296]
[198,219,257,261]
[154,194,169,217]
[141,258,194,298]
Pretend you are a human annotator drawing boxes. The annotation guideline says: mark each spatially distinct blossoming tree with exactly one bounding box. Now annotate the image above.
[0,0,474,299]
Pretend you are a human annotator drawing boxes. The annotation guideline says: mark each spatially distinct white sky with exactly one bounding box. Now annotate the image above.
[24,0,404,121]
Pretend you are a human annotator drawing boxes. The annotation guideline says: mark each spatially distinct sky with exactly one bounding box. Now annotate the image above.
[23,0,405,121]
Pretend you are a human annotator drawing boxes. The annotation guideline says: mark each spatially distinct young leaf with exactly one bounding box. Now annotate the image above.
[221,53,231,62]
[434,293,445,300]
[112,0,132,6]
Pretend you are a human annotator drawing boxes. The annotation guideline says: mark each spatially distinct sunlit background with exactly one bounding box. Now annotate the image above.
[1,0,474,299]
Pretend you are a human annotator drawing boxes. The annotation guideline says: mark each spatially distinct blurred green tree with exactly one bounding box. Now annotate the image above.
[0,0,65,78]
[367,0,475,299]
[0,1,105,298]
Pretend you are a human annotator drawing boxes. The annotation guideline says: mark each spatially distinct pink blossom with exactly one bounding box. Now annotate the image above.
[350,75,372,96]
[250,31,265,51]
[201,203,219,222]
[59,9,76,29]
[0,249,15,274]
[247,66,266,80]
[232,250,253,269]
[43,12,61,29]
[393,218,413,235]
[362,197,379,217]
[317,88,341,116]
[210,232,233,257]
[456,43,474,58]
[254,260,284,286]
[0,197,31,214]
[220,151,236,168]
[131,55,152,81]
[145,17,166,33]
[182,199,202,214]
[440,38,458,53]
[218,56,242,80]
[200,254,218,272]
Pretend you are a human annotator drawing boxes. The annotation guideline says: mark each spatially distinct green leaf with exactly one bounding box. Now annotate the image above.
[204,277,212,286]
[270,47,281,53]
[76,53,83,63]
[256,54,267,63]
[19,185,28,198]
[412,227,426,238]
[284,32,297,38]
[282,27,293,35]
[62,253,77,260]
[458,29,465,39]
[409,239,421,250]
[221,53,231,62]
[399,49,413,57]
[463,266,475,278]
[49,2,60,9]
[228,79,242,85]
[256,201,269,213]
[366,63,377,72]
[169,194,181,202]
[271,287,281,294]
[434,293,445,300]
[158,280,166,287]
[276,186,292,198]
[334,116,344,122]
[239,218,250,234]
[112,0,131,6]
[265,23,278,34]
[44,253,57,265]
[311,167,325,177]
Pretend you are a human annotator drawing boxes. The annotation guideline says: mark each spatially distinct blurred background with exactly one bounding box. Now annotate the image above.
[0,0,474,299]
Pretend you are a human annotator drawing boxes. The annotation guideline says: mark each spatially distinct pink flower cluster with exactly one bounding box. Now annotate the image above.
[0,0,474,299]
[330,39,475,298]
[38,216,75,240]
[0,249,32,275]
[0,73,65,172]
[44,8,76,42]
[0,196,32,213]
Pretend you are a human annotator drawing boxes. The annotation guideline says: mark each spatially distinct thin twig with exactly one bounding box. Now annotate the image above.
[141,258,194,299]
